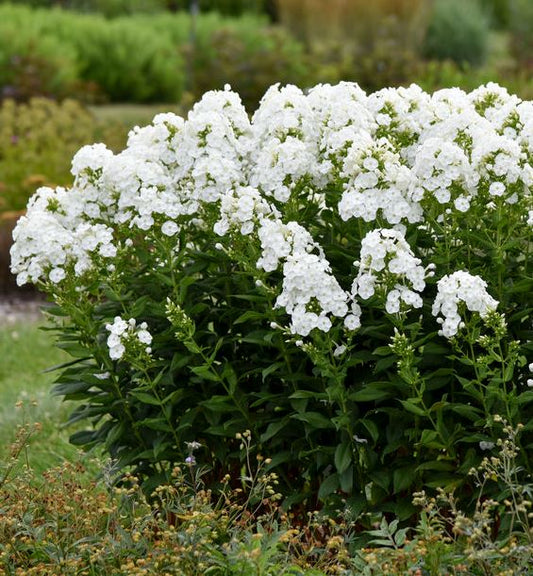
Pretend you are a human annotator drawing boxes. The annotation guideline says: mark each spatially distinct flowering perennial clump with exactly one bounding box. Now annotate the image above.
[11,82,531,339]
[9,81,532,510]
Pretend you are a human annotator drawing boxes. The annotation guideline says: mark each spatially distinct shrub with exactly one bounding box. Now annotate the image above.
[422,0,490,67]
[0,7,79,101]
[480,0,512,28]
[186,26,312,111]
[508,0,533,70]
[77,0,168,17]
[0,98,126,214]
[29,9,186,103]
[276,0,429,93]
[0,5,295,105]
[10,82,533,522]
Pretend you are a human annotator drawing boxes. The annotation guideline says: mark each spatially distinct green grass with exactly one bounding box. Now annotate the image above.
[0,320,83,472]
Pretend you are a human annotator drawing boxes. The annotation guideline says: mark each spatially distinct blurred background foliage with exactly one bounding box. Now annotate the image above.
[0,0,531,227]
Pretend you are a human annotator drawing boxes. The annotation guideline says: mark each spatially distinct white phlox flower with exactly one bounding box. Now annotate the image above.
[468,83,522,136]
[410,137,479,213]
[276,250,349,337]
[367,84,433,162]
[351,228,427,314]
[255,219,316,273]
[174,87,251,205]
[338,136,422,224]
[250,84,319,203]
[256,218,350,337]
[471,132,526,204]
[432,270,499,338]
[214,186,279,237]
[105,316,153,360]
[306,82,373,185]
[9,186,117,286]
[127,112,184,165]
[71,143,114,185]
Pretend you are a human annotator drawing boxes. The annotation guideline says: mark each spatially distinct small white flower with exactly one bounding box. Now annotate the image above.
[333,345,347,357]
[161,221,179,236]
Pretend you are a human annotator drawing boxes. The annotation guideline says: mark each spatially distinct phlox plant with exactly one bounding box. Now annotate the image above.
[10,81,533,520]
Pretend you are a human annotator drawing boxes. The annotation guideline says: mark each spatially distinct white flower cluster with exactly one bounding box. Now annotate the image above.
[105,316,153,360]
[352,228,428,315]
[277,249,349,336]
[250,84,318,203]
[410,138,479,212]
[432,271,499,338]
[10,185,117,286]
[214,186,278,237]
[306,81,373,184]
[10,82,531,339]
[339,134,421,224]
[255,219,349,335]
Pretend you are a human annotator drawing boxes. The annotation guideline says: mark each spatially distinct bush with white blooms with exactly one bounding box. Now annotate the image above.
[11,81,532,515]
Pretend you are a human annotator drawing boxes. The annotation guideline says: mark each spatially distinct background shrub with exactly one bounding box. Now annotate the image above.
[74,0,168,17]
[479,0,511,28]
[508,0,533,69]
[276,0,429,93]
[422,0,490,67]
[186,26,312,111]
[0,8,79,101]
[0,98,126,213]
[0,5,290,105]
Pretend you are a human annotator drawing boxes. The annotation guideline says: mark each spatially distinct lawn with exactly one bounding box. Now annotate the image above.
[0,319,82,473]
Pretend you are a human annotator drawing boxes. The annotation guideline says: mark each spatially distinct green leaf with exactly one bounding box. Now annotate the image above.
[449,403,483,420]
[289,390,326,400]
[222,363,237,395]
[291,412,333,429]
[350,385,393,402]
[184,340,201,354]
[233,310,266,324]
[375,356,396,373]
[418,429,445,449]
[137,418,172,432]
[69,430,98,446]
[51,381,94,396]
[261,419,289,442]
[517,391,533,405]
[393,466,417,493]
[261,362,284,381]
[200,395,236,413]
[190,365,219,381]
[503,362,515,382]
[129,391,162,406]
[416,460,455,472]
[318,473,339,500]
[399,399,426,417]
[339,465,354,493]
[334,442,352,474]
